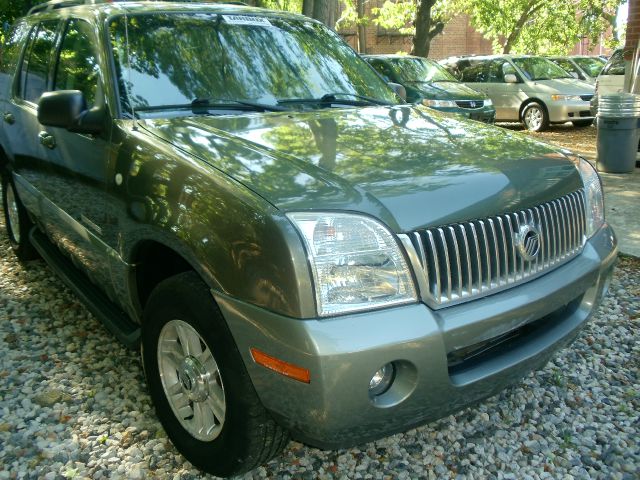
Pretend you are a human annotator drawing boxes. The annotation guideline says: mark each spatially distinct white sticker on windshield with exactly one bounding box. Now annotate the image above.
[222,15,273,27]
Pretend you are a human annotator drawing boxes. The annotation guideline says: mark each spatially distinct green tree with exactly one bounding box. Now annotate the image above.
[339,0,448,56]
[448,0,623,54]
[0,0,39,39]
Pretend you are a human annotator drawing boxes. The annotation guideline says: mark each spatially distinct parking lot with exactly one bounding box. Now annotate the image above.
[0,122,638,479]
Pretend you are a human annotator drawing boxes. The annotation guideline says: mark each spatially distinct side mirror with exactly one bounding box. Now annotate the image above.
[38,90,104,135]
[570,71,579,79]
[504,74,518,84]
[388,82,407,102]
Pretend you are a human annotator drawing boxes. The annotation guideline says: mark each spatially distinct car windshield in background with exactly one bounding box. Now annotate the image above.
[573,57,605,78]
[109,13,397,117]
[391,58,457,83]
[513,57,572,81]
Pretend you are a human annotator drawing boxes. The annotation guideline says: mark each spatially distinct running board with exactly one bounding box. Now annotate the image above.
[29,227,141,349]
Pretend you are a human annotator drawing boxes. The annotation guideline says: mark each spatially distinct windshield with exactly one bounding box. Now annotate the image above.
[513,57,572,81]
[390,57,457,83]
[572,57,605,78]
[109,12,398,117]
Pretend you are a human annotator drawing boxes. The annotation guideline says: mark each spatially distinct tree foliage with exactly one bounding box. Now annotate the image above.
[0,0,39,38]
[447,0,624,54]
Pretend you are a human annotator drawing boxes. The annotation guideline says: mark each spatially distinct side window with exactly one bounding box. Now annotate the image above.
[555,59,576,75]
[54,19,101,107]
[459,61,486,83]
[0,22,30,96]
[502,62,517,79]
[19,21,58,103]
[0,22,30,74]
[370,61,392,81]
[486,61,503,82]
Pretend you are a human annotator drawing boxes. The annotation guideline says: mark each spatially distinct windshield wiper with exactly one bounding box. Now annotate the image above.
[192,98,286,112]
[278,92,392,106]
[135,98,286,114]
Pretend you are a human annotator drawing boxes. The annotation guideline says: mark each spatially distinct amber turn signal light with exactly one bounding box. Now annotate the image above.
[250,348,311,384]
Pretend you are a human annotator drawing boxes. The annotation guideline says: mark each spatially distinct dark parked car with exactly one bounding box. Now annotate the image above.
[0,0,617,477]
[363,54,496,123]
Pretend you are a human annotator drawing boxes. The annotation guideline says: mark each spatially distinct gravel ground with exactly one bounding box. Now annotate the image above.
[1,144,639,479]
[501,123,598,160]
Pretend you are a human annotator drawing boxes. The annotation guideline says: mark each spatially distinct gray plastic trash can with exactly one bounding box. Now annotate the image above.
[596,93,640,173]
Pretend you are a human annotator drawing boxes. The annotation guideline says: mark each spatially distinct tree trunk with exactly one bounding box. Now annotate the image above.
[356,0,367,53]
[304,0,337,28]
[411,0,444,57]
[302,0,314,18]
[502,0,544,53]
[412,0,434,57]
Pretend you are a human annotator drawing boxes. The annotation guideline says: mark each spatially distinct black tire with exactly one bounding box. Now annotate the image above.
[522,102,549,132]
[141,271,288,477]
[1,175,38,261]
[572,119,593,128]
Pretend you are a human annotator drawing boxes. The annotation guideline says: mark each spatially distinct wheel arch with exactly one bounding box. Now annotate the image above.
[519,97,549,122]
[0,145,9,177]
[129,239,205,313]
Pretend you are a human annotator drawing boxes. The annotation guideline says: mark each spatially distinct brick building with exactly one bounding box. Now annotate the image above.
[625,0,639,57]
[339,10,613,60]
[340,14,494,60]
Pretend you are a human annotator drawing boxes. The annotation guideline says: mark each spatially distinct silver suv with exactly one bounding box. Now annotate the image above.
[441,55,595,131]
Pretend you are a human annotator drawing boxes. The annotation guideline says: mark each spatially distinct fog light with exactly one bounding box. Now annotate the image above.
[369,363,395,397]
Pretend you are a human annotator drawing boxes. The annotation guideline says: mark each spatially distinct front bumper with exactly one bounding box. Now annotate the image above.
[215,224,617,449]
[433,105,496,124]
[546,99,594,123]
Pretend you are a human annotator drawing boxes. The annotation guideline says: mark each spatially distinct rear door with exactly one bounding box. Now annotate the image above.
[4,20,60,218]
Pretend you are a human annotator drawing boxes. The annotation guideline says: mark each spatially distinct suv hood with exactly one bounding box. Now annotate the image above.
[141,106,582,232]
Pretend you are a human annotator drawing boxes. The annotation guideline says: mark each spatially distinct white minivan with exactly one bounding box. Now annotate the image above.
[441,55,595,131]
[591,49,624,115]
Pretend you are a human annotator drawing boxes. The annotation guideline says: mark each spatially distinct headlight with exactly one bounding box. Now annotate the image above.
[422,99,457,108]
[576,158,604,237]
[484,98,493,106]
[287,212,417,316]
[551,94,583,102]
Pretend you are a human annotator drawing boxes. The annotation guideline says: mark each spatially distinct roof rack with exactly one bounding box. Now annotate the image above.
[28,0,121,15]
[27,0,247,15]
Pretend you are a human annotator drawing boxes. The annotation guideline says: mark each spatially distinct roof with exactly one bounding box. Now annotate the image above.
[24,0,309,24]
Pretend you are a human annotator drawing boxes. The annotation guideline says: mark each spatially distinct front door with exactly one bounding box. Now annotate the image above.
[483,60,527,121]
[10,18,115,292]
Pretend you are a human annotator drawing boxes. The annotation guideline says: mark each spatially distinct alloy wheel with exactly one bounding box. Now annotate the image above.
[157,319,226,441]
[524,106,543,131]
[6,183,21,244]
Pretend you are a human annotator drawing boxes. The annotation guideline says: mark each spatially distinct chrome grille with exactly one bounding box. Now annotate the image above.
[411,190,587,307]
[455,100,484,109]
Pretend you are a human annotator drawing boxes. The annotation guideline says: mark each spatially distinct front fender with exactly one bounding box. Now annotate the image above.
[111,124,315,319]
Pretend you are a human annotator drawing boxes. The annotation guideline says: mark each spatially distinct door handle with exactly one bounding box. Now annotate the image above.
[38,131,56,149]
[3,112,15,125]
